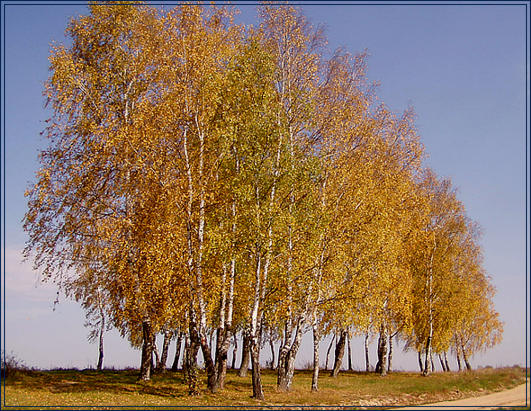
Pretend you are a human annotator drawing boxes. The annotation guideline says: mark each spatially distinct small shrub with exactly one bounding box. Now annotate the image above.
[1,351,27,380]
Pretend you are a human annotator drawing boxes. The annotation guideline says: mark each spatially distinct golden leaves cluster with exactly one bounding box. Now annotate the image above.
[24,3,501,361]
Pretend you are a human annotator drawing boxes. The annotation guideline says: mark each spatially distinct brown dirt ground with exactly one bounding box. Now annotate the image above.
[398,380,530,410]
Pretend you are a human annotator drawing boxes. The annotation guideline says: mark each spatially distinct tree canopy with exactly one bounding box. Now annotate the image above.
[24,3,502,399]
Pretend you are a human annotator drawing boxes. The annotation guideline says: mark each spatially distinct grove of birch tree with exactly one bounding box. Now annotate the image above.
[24,3,503,400]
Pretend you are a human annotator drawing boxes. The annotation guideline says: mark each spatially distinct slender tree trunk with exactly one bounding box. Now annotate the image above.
[461,345,472,370]
[277,318,304,391]
[277,321,292,389]
[97,313,105,371]
[210,331,216,359]
[456,349,462,372]
[423,335,433,376]
[231,333,238,370]
[280,84,299,392]
[331,329,347,377]
[185,334,200,395]
[139,320,153,381]
[347,331,353,371]
[438,354,446,372]
[325,334,335,371]
[188,338,199,369]
[156,330,172,373]
[418,351,424,373]
[269,337,276,370]
[199,335,217,393]
[213,288,235,392]
[215,276,235,391]
[444,351,450,372]
[430,352,435,373]
[249,249,265,400]
[214,334,229,391]
[247,104,282,400]
[283,327,302,390]
[375,324,388,376]
[211,204,237,391]
[186,341,200,368]
[364,333,370,372]
[182,123,204,395]
[152,336,159,373]
[311,321,320,392]
[423,237,435,376]
[182,334,190,375]
[238,331,251,377]
[387,334,393,373]
[250,336,264,400]
[172,332,183,371]
[183,116,218,393]
[184,318,201,395]
[310,219,326,391]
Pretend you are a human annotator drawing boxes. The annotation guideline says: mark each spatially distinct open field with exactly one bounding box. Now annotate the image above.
[1,366,527,409]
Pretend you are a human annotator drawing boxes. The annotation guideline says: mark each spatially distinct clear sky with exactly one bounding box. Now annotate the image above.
[1,1,529,371]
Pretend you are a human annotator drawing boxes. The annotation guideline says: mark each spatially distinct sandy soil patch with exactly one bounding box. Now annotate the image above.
[398,380,529,410]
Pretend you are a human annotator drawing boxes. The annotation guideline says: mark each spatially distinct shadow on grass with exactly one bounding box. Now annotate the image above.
[8,368,193,398]
[224,378,253,390]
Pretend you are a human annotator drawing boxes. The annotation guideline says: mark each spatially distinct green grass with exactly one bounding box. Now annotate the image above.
[1,366,527,409]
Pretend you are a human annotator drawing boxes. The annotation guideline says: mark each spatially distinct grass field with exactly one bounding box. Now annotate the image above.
[1,366,527,409]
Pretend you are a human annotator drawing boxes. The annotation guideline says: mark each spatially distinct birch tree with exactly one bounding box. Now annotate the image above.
[23,3,186,381]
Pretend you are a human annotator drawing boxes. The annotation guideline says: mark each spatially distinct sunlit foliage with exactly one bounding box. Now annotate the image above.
[24,2,502,399]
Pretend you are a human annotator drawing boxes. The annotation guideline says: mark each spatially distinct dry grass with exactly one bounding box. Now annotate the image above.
[1,366,526,409]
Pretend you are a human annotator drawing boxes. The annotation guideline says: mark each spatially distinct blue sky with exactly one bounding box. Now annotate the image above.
[1,1,529,371]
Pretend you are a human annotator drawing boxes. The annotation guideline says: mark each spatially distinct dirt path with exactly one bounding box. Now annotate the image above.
[399,381,529,410]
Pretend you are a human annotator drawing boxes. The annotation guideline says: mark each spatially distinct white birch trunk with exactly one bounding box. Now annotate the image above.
[423,234,436,376]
